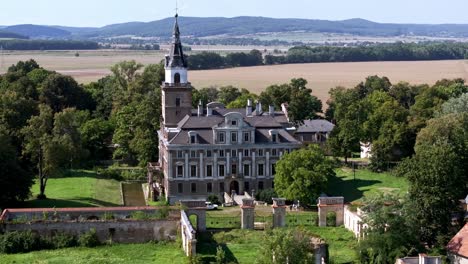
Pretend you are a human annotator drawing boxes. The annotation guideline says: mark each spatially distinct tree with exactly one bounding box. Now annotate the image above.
[437,93,468,116]
[398,113,468,247]
[39,73,94,113]
[274,144,335,205]
[257,228,314,264]
[326,87,363,163]
[260,78,322,122]
[80,118,114,161]
[218,86,242,105]
[358,194,420,264]
[0,127,33,208]
[21,104,55,199]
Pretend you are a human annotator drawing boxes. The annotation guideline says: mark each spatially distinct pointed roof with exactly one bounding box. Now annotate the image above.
[166,14,187,68]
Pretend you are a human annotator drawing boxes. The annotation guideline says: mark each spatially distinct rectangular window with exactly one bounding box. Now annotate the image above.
[231,149,237,157]
[231,132,237,143]
[219,132,225,143]
[177,151,183,158]
[219,165,225,177]
[219,182,225,192]
[272,149,277,156]
[206,165,213,177]
[207,183,212,193]
[231,120,237,126]
[232,164,237,175]
[244,149,249,157]
[191,183,196,193]
[243,164,250,176]
[191,151,197,158]
[272,134,277,142]
[244,132,250,142]
[178,183,183,193]
[176,98,181,107]
[271,164,276,176]
[190,165,197,178]
[207,150,212,157]
[258,164,264,176]
[244,182,250,192]
[219,150,225,157]
[177,166,183,177]
[258,149,264,157]
[259,181,264,190]
[190,135,196,144]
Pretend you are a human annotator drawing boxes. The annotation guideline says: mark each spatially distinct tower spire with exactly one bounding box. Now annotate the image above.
[166,12,187,68]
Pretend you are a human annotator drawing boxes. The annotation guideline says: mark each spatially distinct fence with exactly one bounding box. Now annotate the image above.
[206,215,241,229]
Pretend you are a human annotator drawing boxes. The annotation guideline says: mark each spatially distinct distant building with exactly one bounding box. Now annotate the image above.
[447,223,468,264]
[396,254,441,264]
[294,119,334,146]
[150,15,301,205]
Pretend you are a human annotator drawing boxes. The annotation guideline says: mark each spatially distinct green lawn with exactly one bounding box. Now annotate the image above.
[327,168,409,202]
[22,170,122,208]
[0,243,186,264]
[197,227,357,264]
[307,226,358,263]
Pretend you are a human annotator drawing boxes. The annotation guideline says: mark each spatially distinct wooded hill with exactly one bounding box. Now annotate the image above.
[4,17,468,39]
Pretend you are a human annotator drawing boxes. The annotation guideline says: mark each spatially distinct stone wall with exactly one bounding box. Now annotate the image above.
[344,206,365,238]
[2,220,178,243]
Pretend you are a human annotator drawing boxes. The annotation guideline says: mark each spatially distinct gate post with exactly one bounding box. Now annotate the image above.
[272,198,287,228]
[241,198,255,229]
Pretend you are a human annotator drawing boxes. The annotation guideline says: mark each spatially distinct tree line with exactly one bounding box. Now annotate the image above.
[0,40,99,50]
[187,42,468,70]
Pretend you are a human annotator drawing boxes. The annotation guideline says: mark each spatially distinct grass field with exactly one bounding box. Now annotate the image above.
[327,168,409,203]
[0,243,186,264]
[22,170,122,208]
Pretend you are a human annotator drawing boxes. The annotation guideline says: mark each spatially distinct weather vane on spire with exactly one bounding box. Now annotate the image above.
[175,0,179,17]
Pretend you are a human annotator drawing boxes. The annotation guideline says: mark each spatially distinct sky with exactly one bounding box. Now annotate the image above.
[1,0,468,27]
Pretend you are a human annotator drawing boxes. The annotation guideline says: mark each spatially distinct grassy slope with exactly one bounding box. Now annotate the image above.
[327,168,409,203]
[22,170,122,208]
[0,243,186,264]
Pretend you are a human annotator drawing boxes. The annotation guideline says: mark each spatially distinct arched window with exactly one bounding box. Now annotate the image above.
[174,73,181,84]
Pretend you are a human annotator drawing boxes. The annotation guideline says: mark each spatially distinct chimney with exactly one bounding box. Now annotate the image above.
[269,105,275,116]
[256,101,263,114]
[207,106,213,116]
[198,100,203,117]
[246,99,253,116]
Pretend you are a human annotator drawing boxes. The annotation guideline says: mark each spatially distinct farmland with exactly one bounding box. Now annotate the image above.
[2,50,467,104]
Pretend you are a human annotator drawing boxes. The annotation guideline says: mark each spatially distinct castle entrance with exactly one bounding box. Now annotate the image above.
[230,180,240,195]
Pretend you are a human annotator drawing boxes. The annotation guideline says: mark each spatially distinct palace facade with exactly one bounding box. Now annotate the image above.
[151,15,302,204]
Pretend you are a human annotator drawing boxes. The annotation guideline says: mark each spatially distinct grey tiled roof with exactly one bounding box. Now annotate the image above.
[296,119,335,133]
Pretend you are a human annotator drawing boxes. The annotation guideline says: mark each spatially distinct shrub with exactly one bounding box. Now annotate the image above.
[48,233,78,249]
[0,231,43,254]
[207,194,221,205]
[255,188,277,204]
[78,229,100,247]
[155,206,170,219]
[215,245,226,264]
[97,168,122,181]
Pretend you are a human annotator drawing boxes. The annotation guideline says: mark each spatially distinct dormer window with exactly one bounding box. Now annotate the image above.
[269,130,279,143]
[176,98,181,107]
[188,131,198,144]
[244,132,250,143]
[231,120,237,126]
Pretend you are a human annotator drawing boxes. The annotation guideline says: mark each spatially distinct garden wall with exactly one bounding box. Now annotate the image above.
[1,219,178,244]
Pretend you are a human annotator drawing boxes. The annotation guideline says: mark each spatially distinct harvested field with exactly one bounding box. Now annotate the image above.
[1,50,467,104]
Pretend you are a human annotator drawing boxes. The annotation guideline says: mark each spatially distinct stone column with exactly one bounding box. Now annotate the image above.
[241,198,255,229]
[272,198,287,228]
[189,238,197,256]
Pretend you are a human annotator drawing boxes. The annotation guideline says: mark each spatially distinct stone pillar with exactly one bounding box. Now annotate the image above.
[189,238,197,256]
[241,198,255,229]
[272,198,287,228]
[318,207,327,227]
[336,207,344,226]
[197,211,206,232]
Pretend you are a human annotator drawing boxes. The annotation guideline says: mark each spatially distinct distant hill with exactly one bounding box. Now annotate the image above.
[4,24,71,38]
[0,30,28,39]
[5,17,468,39]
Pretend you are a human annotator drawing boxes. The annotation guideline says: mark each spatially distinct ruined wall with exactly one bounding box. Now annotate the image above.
[3,220,178,243]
